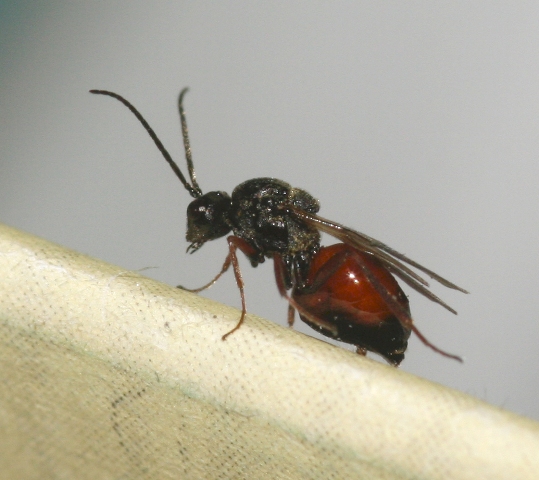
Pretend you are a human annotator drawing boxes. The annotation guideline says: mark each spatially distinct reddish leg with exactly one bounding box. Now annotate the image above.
[287,303,296,328]
[178,254,232,293]
[221,236,260,341]
[343,249,463,362]
[410,324,463,362]
[178,236,261,341]
[273,253,339,335]
[273,253,295,326]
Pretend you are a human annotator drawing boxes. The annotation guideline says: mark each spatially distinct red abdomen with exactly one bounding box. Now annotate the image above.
[293,243,412,365]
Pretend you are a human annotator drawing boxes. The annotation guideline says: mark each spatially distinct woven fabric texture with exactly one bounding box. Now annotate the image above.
[0,223,538,479]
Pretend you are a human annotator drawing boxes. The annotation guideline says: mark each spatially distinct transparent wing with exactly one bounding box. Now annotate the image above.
[289,206,468,315]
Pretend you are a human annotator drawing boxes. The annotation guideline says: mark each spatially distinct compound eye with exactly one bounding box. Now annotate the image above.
[186,191,232,245]
[189,201,212,224]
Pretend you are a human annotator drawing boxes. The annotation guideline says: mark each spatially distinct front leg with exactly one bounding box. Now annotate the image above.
[177,236,261,294]
[177,254,232,293]
[178,235,264,341]
[176,235,263,340]
[221,236,261,341]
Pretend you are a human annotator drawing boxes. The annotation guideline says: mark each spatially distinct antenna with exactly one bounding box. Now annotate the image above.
[90,89,203,198]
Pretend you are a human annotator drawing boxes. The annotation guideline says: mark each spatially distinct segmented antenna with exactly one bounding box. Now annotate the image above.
[178,88,202,196]
[90,89,203,198]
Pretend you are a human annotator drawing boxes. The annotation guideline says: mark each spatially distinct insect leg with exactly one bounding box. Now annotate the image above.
[221,236,259,340]
[177,254,232,292]
[273,253,338,336]
[287,303,296,327]
[410,324,463,362]
[345,248,463,363]
[273,253,296,326]
[297,247,352,294]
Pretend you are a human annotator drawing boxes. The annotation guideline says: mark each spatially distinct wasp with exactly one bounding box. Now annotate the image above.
[90,88,468,366]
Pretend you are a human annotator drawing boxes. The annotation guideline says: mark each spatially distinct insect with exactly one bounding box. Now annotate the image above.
[90,88,468,366]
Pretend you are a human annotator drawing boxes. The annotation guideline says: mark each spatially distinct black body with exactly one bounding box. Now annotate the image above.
[187,177,321,288]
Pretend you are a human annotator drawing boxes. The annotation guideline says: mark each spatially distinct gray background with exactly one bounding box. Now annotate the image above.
[1,2,538,421]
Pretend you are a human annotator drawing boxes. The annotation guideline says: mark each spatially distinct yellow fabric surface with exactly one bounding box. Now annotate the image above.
[0,223,537,479]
